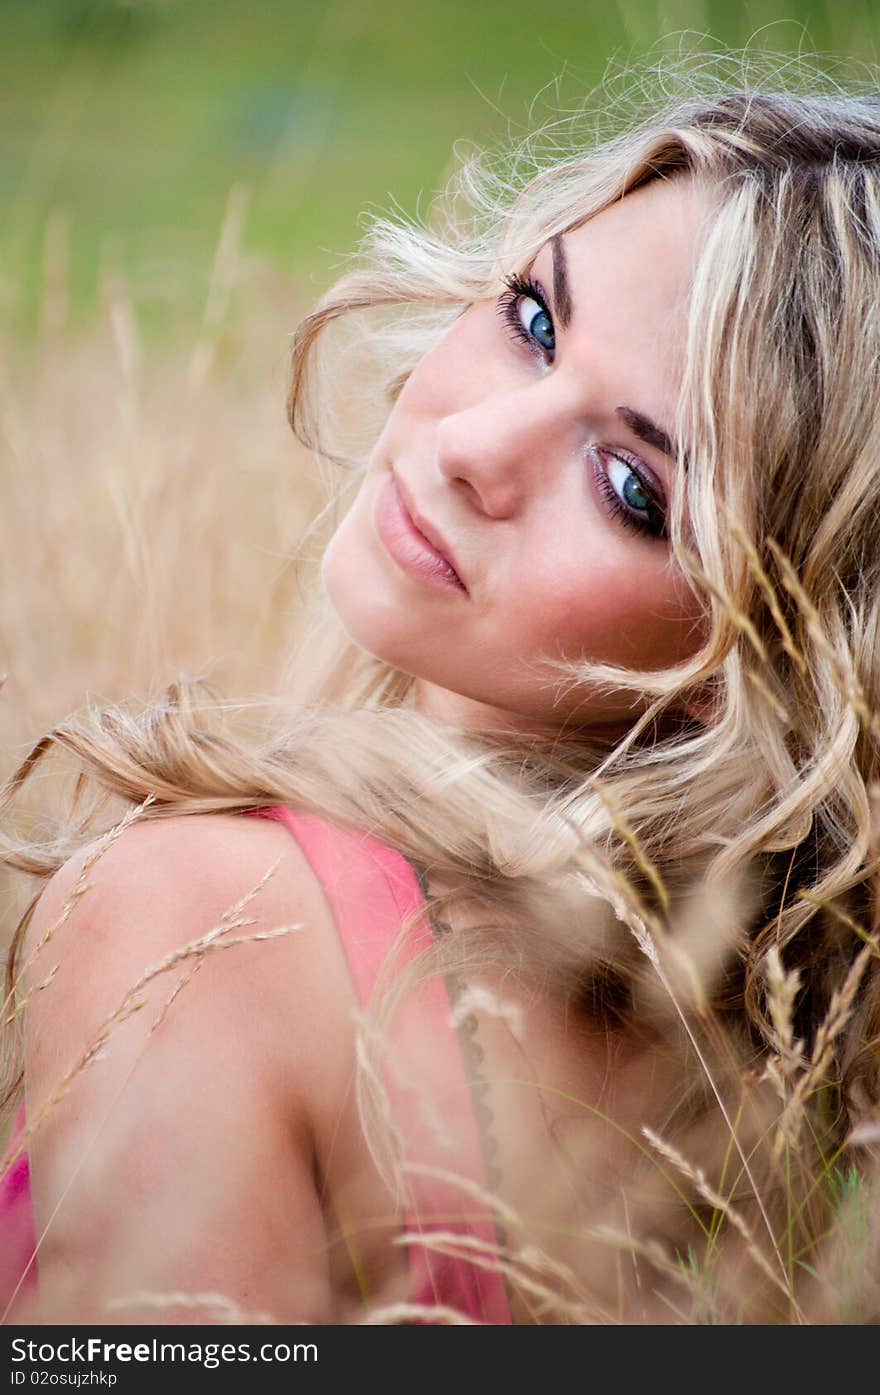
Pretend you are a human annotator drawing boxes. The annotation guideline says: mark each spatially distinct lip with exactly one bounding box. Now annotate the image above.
[375,473,469,596]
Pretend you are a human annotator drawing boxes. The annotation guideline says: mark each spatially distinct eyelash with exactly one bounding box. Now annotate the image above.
[498,273,551,356]
[496,273,668,543]
[591,452,668,542]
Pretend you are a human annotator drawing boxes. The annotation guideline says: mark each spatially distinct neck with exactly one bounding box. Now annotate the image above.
[410,679,684,750]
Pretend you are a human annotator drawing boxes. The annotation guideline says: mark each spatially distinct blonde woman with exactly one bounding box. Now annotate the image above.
[2,66,880,1325]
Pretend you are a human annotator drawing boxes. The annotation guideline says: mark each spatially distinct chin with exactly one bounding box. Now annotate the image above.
[321,536,410,670]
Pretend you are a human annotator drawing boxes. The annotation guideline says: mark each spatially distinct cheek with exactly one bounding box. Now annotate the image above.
[320,508,362,629]
[320,492,393,654]
[505,555,704,670]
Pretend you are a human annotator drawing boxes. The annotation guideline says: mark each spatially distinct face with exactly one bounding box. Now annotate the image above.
[321,175,711,736]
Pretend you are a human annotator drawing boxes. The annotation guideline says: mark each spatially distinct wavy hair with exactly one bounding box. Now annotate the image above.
[288,61,880,1112]
[4,55,880,1320]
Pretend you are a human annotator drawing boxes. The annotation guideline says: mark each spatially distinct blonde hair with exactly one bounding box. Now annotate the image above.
[4,54,880,1320]
[290,60,880,1099]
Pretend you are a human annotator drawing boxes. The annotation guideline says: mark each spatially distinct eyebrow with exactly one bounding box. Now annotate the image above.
[550,234,686,470]
[615,406,684,468]
[550,235,572,329]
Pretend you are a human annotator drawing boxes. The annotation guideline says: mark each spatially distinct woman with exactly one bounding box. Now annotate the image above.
[2,66,880,1325]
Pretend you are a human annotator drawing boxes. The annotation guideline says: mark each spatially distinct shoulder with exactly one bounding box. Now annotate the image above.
[18,808,365,1321]
[27,807,330,949]
[21,808,358,1124]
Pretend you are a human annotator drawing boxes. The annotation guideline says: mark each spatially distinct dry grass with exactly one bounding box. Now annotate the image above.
[0,208,328,1319]
[0,196,324,770]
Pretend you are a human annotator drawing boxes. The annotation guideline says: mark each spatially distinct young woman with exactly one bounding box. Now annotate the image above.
[2,68,880,1325]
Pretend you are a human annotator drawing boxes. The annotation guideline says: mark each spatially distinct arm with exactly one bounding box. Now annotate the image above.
[20,811,356,1324]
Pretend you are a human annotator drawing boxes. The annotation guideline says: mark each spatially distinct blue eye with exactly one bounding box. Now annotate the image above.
[517,295,555,352]
[498,273,556,360]
[608,456,653,514]
[591,448,668,542]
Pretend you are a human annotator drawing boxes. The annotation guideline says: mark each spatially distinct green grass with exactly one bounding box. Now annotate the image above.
[3,0,880,332]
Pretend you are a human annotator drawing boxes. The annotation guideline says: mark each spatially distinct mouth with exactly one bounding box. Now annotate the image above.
[375,473,469,596]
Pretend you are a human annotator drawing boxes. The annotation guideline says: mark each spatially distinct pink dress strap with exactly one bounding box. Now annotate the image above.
[250,805,511,1324]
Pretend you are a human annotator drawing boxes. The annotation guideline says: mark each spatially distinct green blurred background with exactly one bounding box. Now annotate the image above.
[3,0,880,333]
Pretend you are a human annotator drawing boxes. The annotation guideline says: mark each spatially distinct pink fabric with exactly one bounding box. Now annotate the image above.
[0,806,510,1325]
[0,1104,37,1321]
[251,806,511,1324]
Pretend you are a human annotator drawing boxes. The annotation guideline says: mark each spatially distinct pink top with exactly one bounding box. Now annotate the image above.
[0,806,511,1324]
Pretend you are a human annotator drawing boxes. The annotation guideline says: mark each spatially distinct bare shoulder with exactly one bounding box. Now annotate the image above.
[19,809,361,1321]
[22,807,357,1143]
[25,806,334,961]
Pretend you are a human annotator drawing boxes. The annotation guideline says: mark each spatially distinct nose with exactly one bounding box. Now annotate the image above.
[435,382,566,518]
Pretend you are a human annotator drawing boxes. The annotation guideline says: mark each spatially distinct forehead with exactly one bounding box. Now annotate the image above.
[533,176,710,403]
[553,174,709,293]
